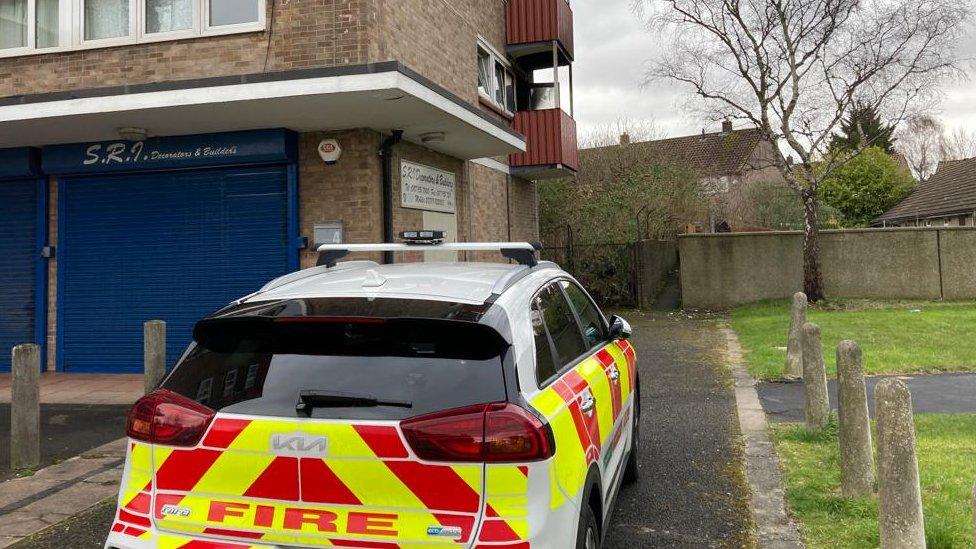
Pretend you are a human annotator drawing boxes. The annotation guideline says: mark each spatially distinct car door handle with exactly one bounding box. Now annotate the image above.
[580,393,596,414]
[608,367,620,382]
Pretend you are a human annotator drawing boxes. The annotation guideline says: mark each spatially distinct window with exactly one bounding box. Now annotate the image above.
[208,0,258,28]
[0,0,28,49]
[84,0,130,40]
[532,283,587,385]
[531,297,558,383]
[561,280,607,350]
[166,316,508,420]
[146,0,192,34]
[0,0,264,58]
[477,40,516,115]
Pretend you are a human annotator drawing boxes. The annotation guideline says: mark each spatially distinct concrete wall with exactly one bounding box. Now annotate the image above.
[636,240,678,309]
[680,228,976,309]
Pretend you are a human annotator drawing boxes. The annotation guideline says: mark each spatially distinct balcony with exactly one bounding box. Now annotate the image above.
[509,108,578,180]
[506,0,574,70]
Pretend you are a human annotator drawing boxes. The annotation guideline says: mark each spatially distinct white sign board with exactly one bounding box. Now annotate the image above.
[401,160,456,214]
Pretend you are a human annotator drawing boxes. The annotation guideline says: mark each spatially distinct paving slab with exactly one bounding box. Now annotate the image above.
[0,404,129,482]
[0,439,124,548]
[759,373,976,423]
[0,373,142,405]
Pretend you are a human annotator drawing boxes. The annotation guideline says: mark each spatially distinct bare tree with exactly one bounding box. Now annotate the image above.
[634,0,970,301]
[898,115,976,179]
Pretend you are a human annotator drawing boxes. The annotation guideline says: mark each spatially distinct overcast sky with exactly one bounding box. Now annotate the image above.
[571,0,976,141]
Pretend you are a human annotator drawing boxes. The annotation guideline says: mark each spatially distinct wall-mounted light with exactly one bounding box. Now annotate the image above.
[420,132,446,144]
[118,127,148,141]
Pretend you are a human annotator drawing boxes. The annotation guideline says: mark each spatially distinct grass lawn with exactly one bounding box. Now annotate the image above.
[772,414,976,549]
[730,300,976,379]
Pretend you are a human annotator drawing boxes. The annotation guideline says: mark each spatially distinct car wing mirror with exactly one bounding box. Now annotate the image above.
[608,315,632,341]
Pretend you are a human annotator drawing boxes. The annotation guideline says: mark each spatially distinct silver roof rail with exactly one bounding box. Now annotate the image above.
[316,241,543,268]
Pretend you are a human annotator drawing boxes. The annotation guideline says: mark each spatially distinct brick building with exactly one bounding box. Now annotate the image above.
[0,0,579,373]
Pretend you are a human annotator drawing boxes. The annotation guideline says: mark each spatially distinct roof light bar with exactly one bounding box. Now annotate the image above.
[316,241,543,268]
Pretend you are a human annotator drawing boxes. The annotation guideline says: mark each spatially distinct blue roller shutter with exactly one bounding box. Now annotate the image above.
[59,166,289,373]
[0,179,39,372]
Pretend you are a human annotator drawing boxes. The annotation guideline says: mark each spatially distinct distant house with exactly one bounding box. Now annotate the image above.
[581,121,788,232]
[875,157,976,227]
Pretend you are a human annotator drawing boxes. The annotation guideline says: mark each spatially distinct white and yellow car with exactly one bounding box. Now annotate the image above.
[105,236,639,549]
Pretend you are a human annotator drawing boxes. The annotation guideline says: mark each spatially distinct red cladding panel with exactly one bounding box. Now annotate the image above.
[510,109,579,172]
[507,0,574,58]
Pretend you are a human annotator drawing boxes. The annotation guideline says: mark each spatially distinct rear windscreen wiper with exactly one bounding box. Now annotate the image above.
[296,390,413,417]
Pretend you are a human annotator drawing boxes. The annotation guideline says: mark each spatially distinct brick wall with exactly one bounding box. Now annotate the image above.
[509,176,539,242]
[371,0,507,112]
[298,129,383,268]
[0,0,373,99]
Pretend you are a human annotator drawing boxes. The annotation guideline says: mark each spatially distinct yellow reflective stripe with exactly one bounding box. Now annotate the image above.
[223,419,294,453]
[606,343,632,398]
[121,442,153,504]
[578,356,613,446]
[485,466,529,518]
[191,452,276,495]
[531,388,565,417]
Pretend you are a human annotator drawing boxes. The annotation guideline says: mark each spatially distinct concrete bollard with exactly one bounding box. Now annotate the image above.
[11,344,41,470]
[876,378,925,549]
[802,322,829,430]
[144,320,166,395]
[786,292,807,378]
[837,340,874,498]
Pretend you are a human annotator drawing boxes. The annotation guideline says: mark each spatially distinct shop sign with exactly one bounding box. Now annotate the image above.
[42,129,296,175]
[400,160,456,214]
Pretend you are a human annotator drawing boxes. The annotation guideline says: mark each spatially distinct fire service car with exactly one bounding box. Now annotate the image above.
[106,234,640,549]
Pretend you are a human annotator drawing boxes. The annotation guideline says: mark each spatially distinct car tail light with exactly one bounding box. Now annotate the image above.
[127,390,216,447]
[401,402,553,463]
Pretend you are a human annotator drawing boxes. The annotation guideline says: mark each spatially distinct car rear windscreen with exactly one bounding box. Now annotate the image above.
[161,317,510,420]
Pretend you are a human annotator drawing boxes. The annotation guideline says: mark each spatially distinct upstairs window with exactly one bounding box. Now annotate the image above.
[0,0,264,58]
[477,39,516,115]
[85,0,130,40]
[1,0,62,50]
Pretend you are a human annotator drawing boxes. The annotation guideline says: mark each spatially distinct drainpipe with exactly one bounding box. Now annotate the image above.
[380,130,404,264]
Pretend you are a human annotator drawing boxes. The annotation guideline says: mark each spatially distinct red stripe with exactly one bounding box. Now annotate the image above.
[202,527,265,540]
[202,418,252,449]
[600,357,623,422]
[517,466,528,477]
[552,378,599,466]
[384,461,480,513]
[178,541,254,549]
[595,349,614,367]
[565,370,602,448]
[118,509,151,528]
[124,491,151,514]
[122,526,146,537]
[299,459,361,505]
[243,457,299,501]
[474,543,530,549]
[155,448,223,492]
[111,523,125,533]
[353,425,409,458]
[478,506,522,543]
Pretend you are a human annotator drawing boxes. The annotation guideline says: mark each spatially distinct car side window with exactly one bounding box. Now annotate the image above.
[561,280,608,349]
[531,297,558,383]
[534,283,588,385]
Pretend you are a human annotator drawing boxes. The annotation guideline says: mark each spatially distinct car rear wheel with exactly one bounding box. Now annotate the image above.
[576,504,600,549]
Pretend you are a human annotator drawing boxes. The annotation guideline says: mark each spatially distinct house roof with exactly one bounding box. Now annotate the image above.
[581,128,767,178]
[875,156,976,223]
